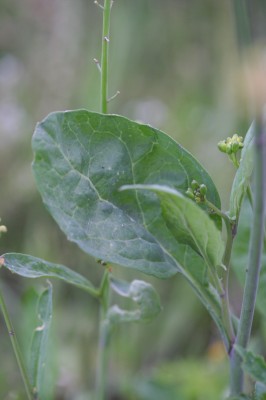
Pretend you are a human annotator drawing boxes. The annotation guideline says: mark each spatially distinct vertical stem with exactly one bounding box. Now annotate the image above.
[230,117,266,395]
[232,0,251,50]
[95,1,112,398]
[229,1,266,395]
[0,286,33,400]
[95,270,110,400]
[205,200,235,346]
[221,213,235,344]
[100,0,112,114]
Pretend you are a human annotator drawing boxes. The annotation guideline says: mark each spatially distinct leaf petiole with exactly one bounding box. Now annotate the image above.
[205,198,236,345]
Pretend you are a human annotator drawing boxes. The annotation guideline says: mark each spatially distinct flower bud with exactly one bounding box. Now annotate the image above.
[218,141,227,153]
[186,188,195,200]
[191,180,199,190]
[199,184,207,196]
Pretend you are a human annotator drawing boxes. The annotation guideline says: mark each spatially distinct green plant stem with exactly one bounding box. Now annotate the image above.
[0,285,33,400]
[205,199,235,346]
[95,270,110,400]
[182,269,231,352]
[206,260,235,349]
[230,117,266,395]
[95,1,112,398]
[95,1,113,398]
[100,0,112,114]
[205,199,234,267]
[232,0,251,51]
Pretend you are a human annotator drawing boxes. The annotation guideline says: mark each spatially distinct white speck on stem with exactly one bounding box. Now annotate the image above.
[35,323,45,332]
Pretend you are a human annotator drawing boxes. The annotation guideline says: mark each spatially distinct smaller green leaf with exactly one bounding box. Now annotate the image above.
[255,382,266,399]
[235,346,266,385]
[29,283,52,398]
[229,123,254,220]
[120,184,224,271]
[1,253,98,298]
[108,277,162,325]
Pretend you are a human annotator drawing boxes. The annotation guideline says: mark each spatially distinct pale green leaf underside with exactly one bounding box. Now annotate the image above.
[121,184,224,270]
[29,284,52,395]
[32,110,221,280]
[235,346,266,385]
[229,123,254,220]
[255,383,266,399]
[109,277,162,324]
[232,202,266,318]
[1,253,98,297]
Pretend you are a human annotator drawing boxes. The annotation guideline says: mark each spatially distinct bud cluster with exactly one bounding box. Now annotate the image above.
[218,134,244,167]
[218,134,244,155]
[186,180,207,203]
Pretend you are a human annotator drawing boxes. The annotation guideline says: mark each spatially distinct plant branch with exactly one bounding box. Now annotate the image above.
[230,116,266,395]
[95,270,111,400]
[100,0,112,114]
[205,199,235,345]
[232,0,251,51]
[95,1,113,397]
[181,268,231,352]
[0,284,34,400]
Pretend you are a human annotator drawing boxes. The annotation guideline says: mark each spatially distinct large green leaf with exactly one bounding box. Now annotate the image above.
[0,253,98,297]
[32,110,221,280]
[32,110,228,346]
[231,202,266,317]
[229,123,254,220]
[120,184,224,273]
[109,277,161,324]
[235,346,266,385]
[29,283,53,398]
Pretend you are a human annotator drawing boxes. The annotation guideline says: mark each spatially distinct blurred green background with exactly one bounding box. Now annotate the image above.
[0,1,266,399]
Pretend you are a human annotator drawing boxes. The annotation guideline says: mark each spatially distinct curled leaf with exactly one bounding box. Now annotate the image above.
[108,277,162,325]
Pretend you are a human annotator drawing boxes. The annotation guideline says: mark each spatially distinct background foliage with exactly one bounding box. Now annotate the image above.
[0,1,266,399]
